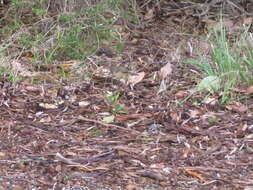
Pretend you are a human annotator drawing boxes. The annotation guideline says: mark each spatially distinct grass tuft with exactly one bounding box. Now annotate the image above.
[0,0,139,82]
[186,17,253,103]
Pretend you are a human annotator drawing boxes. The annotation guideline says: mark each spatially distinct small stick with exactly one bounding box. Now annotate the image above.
[55,152,79,165]
[77,115,141,134]
[179,166,229,172]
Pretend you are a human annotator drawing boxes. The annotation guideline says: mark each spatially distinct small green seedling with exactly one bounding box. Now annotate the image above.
[106,92,126,114]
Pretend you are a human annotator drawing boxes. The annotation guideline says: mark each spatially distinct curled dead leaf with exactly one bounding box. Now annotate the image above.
[159,62,172,80]
[175,90,187,99]
[127,72,145,87]
[144,8,154,20]
[157,79,167,94]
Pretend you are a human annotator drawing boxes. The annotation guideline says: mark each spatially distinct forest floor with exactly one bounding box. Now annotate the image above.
[1,7,253,190]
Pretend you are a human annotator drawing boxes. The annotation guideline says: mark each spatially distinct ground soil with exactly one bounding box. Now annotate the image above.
[1,14,253,190]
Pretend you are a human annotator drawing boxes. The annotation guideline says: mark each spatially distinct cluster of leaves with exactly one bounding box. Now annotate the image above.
[102,92,126,123]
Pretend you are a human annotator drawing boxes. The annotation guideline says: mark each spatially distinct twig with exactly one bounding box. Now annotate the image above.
[77,115,141,134]
[179,166,229,172]
[55,152,79,165]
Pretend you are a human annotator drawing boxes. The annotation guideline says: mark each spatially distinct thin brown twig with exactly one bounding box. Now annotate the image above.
[178,166,229,172]
[77,115,141,134]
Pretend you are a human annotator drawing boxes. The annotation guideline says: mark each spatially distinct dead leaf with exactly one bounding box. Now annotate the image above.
[157,79,167,94]
[12,185,23,190]
[25,85,41,92]
[159,62,172,80]
[150,163,165,169]
[126,184,140,190]
[225,102,247,113]
[127,72,145,87]
[78,101,90,107]
[144,8,154,20]
[117,150,130,157]
[243,17,253,25]
[204,18,234,33]
[182,148,192,158]
[39,116,52,123]
[202,97,217,105]
[189,110,200,118]
[246,86,253,95]
[175,90,187,99]
[39,103,58,109]
[55,164,62,172]
[11,60,33,77]
[170,112,180,122]
[198,39,211,55]
[0,152,6,157]
[184,169,205,182]
[244,187,253,190]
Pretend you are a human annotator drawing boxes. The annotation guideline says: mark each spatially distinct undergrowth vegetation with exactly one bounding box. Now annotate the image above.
[0,0,138,78]
[186,18,253,103]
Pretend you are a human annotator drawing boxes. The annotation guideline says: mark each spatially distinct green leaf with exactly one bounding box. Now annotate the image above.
[197,75,221,92]
[113,104,126,114]
[102,115,115,123]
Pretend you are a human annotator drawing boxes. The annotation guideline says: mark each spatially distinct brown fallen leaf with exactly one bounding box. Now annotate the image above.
[78,101,90,107]
[39,103,58,109]
[127,72,145,87]
[157,79,167,94]
[244,186,253,190]
[0,152,6,158]
[175,90,187,99]
[144,8,154,20]
[150,163,165,169]
[204,18,235,33]
[243,17,253,25]
[184,169,205,182]
[245,86,253,95]
[159,62,172,80]
[189,109,201,118]
[170,112,181,122]
[12,185,23,190]
[126,184,140,190]
[115,112,156,121]
[225,102,247,113]
[25,85,41,92]
[55,164,62,172]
